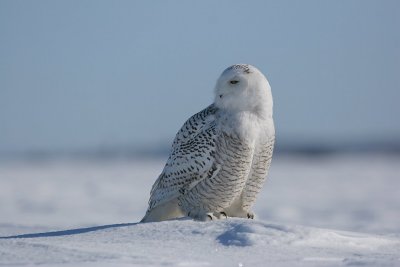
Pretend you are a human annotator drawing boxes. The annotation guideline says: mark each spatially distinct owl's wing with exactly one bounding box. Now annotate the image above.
[146,104,220,212]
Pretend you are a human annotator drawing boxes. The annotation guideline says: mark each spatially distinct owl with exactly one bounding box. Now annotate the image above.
[141,64,275,222]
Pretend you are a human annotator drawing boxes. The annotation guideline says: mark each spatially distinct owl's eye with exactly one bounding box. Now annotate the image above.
[230,80,239,85]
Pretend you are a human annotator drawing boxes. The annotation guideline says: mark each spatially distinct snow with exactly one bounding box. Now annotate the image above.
[0,154,399,266]
[1,220,399,266]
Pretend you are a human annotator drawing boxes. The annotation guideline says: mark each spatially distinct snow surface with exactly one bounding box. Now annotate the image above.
[1,219,399,267]
[0,154,399,266]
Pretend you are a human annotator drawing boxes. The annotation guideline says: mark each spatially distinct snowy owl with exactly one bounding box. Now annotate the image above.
[141,64,275,222]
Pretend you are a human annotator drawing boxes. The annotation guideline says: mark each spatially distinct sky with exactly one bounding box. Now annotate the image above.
[0,0,399,153]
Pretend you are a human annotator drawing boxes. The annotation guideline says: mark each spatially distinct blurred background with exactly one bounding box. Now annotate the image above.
[0,1,399,236]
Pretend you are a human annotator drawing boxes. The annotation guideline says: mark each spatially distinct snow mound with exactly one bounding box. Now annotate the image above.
[1,219,399,267]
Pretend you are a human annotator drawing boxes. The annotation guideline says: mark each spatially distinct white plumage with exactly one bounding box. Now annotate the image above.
[141,64,275,222]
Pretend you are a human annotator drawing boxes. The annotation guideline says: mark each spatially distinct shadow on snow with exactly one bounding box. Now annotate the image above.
[0,222,138,239]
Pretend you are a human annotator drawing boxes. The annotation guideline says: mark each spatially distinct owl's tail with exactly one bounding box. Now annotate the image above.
[140,198,185,223]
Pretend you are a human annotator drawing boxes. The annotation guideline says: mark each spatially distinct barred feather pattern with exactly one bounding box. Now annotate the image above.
[178,132,254,214]
[146,105,274,219]
[241,137,275,211]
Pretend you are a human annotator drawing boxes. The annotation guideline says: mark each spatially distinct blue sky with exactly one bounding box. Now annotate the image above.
[1,0,399,152]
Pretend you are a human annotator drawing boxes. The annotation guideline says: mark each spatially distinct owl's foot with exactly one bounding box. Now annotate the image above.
[188,211,217,221]
[223,208,255,219]
[214,211,228,219]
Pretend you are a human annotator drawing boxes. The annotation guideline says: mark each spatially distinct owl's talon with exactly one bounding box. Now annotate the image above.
[247,212,254,219]
[187,211,216,221]
[220,212,227,218]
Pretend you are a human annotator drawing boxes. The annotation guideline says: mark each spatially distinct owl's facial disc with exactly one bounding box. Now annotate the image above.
[213,64,272,117]
[214,64,254,108]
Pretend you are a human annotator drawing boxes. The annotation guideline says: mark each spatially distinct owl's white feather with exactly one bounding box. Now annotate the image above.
[141,64,275,222]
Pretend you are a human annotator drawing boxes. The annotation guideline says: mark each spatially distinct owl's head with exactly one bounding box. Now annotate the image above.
[214,64,273,118]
